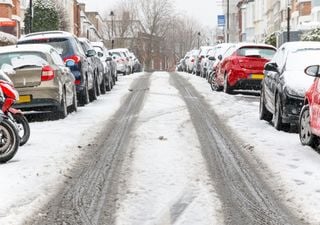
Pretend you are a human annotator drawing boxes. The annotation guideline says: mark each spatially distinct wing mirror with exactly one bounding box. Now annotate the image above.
[106,56,112,62]
[208,56,216,61]
[264,62,279,73]
[86,49,96,57]
[217,55,222,61]
[304,65,320,77]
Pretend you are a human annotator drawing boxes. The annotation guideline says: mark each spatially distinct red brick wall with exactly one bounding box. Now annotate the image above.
[12,0,20,16]
[0,4,12,18]
[298,1,311,16]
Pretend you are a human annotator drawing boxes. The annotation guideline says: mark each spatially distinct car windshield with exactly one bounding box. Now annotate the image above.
[0,52,48,70]
[286,48,320,71]
[238,47,276,60]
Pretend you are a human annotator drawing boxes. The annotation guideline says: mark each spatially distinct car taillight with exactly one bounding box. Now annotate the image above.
[74,79,81,85]
[64,55,81,63]
[191,59,194,62]
[41,65,55,81]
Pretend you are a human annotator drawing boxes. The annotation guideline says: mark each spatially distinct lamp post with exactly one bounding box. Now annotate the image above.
[110,11,115,49]
[197,32,201,49]
[29,0,33,33]
[287,0,291,42]
[226,0,229,43]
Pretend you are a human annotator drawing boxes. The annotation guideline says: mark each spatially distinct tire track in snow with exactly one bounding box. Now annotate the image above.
[24,74,151,225]
[170,72,304,225]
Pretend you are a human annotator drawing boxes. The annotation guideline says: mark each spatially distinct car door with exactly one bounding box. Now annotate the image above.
[311,78,320,133]
[263,47,286,112]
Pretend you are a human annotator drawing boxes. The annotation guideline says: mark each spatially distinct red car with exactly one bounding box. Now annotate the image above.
[299,64,320,147]
[213,43,276,93]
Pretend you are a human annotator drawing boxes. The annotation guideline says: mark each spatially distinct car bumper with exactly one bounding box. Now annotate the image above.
[282,94,304,124]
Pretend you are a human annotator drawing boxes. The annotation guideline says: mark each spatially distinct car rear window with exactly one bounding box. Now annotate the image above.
[237,47,276,60]
[18,37,75,58]
[0,52,48,70]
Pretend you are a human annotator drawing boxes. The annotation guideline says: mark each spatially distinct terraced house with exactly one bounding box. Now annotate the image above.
[223,0,320,46]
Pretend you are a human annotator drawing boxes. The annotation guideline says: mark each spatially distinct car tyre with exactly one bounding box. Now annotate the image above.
[211,73,222,91]
[79,80,90,106]
[57,91,68,119]
[273,93,290,131]
[100,75,107,94]
[299,105,318,147]
[89,77,98,102]
[223,74,232,94]
[69,86,78,113]
[259,89,272,122]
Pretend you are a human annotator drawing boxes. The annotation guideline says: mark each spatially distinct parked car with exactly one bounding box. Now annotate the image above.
[213,43,276,93]
[78,37,103,100]
[110,48,132,74]
[110,50,130,75]
[128,52,142,73]
[259,41,320,131]
[17,31,94,106]
[299,64,320,147]
[185,49,199,73]
[197,46,216,77]
[0,44,77,119]
[207,43,235,84]
[91,41,114,92]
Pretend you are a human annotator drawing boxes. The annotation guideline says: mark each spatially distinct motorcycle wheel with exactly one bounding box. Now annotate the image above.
[0,118,20,163]
[12,114,30,146]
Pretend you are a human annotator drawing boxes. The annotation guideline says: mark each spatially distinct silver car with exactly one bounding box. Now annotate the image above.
[0,44,77,119]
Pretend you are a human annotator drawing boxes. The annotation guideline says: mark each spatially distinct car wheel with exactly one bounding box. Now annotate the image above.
[259,89,272,122]
[106,76,112,91]
[89,77,98,102]
[273,94,290,131]
[299,105,318,147]
[56,91,68,119]
[100,75,107,94]
[69,86,78,113]
[223,74,232,94]
[211,73,221,91]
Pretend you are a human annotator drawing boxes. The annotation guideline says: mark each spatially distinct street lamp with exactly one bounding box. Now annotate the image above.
[110,11,115,49]
[287,0,291,42]
[226,0,229,43]
[29,0,33,33]
[197,32,201,49]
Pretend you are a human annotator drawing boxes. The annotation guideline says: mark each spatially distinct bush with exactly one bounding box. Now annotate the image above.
[264,33,276,47]
[301,28,320,41]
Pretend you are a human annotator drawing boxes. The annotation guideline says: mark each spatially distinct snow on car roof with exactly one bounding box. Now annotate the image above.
[280,41,320,51]
[19,31,74,41]
[0,44,55,54]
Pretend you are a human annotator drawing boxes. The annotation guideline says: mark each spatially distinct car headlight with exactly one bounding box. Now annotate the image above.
[284,86,302,98]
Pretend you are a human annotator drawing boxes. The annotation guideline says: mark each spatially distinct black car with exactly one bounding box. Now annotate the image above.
[259,41,320,131]
[17,31,94,106]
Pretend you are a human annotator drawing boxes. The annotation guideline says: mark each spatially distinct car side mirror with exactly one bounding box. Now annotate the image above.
[97,52,104,58]
[208,56,216,61]
[65,59,76,67]
[218,55,222,61]
[106,56,112,62]
[264,62,278,73]
[86,49,96,57]
[305,65,320,77]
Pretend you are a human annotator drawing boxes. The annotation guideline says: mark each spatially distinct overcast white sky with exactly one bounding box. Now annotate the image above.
[78,0,222,29]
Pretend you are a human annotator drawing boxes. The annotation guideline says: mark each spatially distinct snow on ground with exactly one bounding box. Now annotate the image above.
[178,72,320,224]
[1,71,320,224]
[115,72,222,225]
[0,73,141,225]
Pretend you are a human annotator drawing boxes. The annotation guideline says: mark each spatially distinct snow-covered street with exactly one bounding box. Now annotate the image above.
[1,72,320,224]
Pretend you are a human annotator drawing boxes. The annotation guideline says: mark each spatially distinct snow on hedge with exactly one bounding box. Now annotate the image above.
[0,31,17,45]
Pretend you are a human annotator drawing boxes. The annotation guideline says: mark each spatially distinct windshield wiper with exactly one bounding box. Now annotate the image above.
[14,64,42,70]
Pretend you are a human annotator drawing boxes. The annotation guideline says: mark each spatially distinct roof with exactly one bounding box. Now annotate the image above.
[0,44,55,54]
[279,41,320,51]
[19,31,75,41]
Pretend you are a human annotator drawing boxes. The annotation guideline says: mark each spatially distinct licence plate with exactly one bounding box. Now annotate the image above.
[18,95,31,103]
[250,74,264,80]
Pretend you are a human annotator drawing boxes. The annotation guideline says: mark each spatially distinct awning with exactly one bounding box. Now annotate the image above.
[0,18,16,27]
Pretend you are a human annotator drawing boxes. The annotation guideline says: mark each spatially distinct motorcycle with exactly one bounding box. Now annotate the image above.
[0,70,30,147]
